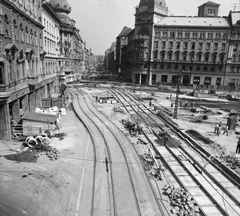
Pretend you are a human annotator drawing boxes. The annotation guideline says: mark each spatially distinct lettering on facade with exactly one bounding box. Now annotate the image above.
[137,16,151,24]
[24,125,56,129]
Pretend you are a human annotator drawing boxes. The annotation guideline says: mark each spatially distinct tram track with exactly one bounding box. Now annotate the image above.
[69,88,164,216]
[105,85,240,216]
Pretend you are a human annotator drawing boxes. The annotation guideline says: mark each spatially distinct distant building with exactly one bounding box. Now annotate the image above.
[110,0,240,90]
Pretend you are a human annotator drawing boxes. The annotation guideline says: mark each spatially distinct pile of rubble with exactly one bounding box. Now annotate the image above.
[24,132,59,160]
[113,105,125,114]
[163,185,200,216]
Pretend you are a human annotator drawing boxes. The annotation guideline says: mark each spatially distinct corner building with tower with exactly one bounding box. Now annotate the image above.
[117,0,240,90]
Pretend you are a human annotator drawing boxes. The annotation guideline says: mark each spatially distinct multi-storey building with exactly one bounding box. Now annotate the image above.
[0,0,46,140]
[226,11,240,89]
[0,0,86,140]
[42,1,62,96]
[113,0,240,90]
[48,0,84,84]
[116,26,132,78]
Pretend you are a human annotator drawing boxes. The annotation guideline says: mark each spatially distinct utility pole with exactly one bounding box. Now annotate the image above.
[173,70,182,119]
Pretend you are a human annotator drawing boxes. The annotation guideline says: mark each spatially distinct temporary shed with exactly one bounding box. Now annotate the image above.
[227,114,238,130]
[22,112,59,136]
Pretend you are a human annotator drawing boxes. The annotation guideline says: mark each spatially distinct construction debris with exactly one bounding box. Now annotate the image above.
[113,105,125,113]
[163,185,200,216]
[23,131,59,161]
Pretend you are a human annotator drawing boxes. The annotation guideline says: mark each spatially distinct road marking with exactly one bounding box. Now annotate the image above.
[75,136,90,216]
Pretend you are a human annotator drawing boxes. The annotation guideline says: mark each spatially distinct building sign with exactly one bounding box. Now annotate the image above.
[136,16,151,24]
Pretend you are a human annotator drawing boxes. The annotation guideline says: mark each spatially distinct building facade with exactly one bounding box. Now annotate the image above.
[112,0,240,90]
[48,0,84,84]
[0,0,47,140]
[0,0,87,140]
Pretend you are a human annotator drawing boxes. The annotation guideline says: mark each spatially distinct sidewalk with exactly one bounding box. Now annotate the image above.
[0,139,25,156]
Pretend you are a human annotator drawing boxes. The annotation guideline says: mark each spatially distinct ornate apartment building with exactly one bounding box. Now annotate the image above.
[0,0,86,140]
[113,0,240,90]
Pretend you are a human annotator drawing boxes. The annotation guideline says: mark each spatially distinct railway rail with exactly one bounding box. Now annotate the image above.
[102,84,240,216]
[69,89,163,216]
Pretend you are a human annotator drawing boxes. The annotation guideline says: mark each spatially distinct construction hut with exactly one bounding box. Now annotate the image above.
[227,113,238,130]
[22,112,59,136]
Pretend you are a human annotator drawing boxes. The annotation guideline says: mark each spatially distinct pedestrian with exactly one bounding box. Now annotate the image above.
[169,93,172,100]
[236,138,240,154]
[170,101,173,107]
[216,122,222,136]
[214,123,219,134]
[222,125,229,136]
[149,99,152,107]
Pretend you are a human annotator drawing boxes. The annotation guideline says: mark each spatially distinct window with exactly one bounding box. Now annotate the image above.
[216,77,221,86]
[219,54,224,62]
[170,31,175,38]
[185,32,190,38]
[176,42,180,49]
[177,32,182,38]
[169,42,173,49]
[161,75,167,82]
[213,43,218,51]
[193,32,198,38]
[160,63,164,69]
[161,52,165,60]
[191,42,195,50]
[161,41,166,49]
[193,76,200,84]
[183,42,188,50]
[204,77,211,85]
[198,43,203,50]
[199,32,205,39]
[197,53,202,61]
[175,52,180,61]
[223,33,228,40]
[196,66,201,71]
[154,41,158,48]
[212,54,217,62]
[167,64,171,70]
[204,66,208,71]
[153,64,157,69]
[206,43,211,50]
[221,43,226,51]
[163,31,167,38]
[155,31,160,37]
[215,33,221,39]
[174,65,178,70]
[204,53,209,61]
[208,33,213,39]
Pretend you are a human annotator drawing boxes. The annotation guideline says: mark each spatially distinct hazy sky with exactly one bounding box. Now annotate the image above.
[66,0,234,55]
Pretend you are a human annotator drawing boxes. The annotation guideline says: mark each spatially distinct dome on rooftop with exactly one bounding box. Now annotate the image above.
[49,0,71,14]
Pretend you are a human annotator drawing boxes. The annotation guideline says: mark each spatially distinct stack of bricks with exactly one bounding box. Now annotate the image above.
[163,185,200,216]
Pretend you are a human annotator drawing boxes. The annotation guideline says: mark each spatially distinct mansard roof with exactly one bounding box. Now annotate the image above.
[155,16,230,27]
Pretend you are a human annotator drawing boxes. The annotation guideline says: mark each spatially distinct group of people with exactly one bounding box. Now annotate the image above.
[214,122,229,136]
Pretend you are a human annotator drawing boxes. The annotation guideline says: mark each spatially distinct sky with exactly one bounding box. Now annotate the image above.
[66,0,235,55]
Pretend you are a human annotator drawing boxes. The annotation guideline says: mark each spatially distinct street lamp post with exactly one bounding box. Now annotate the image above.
[173,70,182,119]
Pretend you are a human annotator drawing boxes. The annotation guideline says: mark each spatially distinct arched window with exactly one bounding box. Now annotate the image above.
[174,51,180,61]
